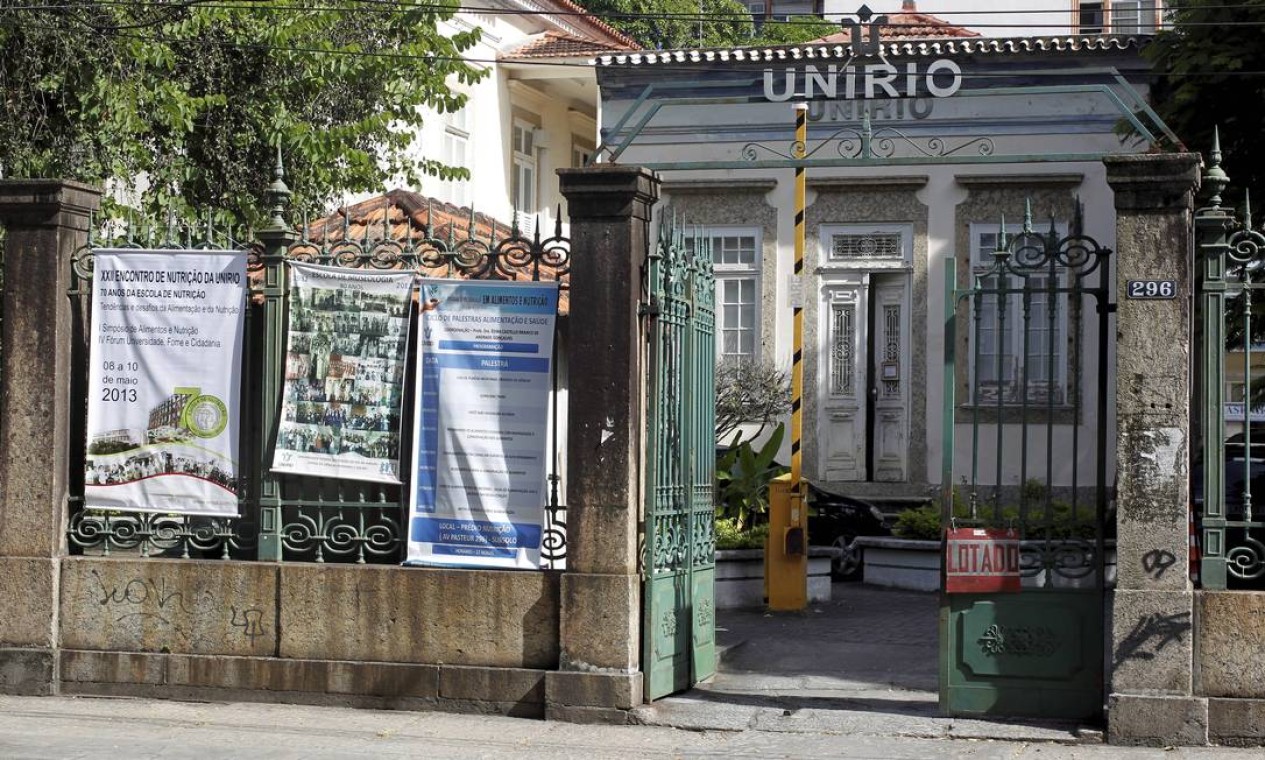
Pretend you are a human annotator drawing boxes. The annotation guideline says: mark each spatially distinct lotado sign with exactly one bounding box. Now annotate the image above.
[762,60,963,102]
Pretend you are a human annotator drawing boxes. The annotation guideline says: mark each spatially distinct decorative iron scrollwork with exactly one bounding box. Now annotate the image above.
[741,111,995,163]
[978,623,1060,657]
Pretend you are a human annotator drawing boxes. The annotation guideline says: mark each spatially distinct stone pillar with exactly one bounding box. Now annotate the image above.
[1103,154,1205,745]
[546,167,658,723]
[0,180,102,694]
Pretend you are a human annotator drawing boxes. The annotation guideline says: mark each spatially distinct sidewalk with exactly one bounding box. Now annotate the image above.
[635,584,1098,743]
[0,694,1255,759]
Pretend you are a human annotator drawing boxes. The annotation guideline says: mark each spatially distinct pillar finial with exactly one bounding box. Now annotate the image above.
[1204,126,1230,209]
[266,143,292,230]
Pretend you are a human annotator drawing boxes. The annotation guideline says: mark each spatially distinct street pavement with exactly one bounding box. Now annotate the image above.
[0,694,1257,759]
[0,585,1258,757]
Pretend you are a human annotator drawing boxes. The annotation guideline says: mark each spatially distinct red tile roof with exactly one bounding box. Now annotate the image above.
[545,0,640,50]
[501,30,639,60]
[296,190,570,313]
[306,190,514,245]
[811,1,980,43]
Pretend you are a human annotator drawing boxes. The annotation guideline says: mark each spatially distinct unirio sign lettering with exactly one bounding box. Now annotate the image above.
[762,60,963,102]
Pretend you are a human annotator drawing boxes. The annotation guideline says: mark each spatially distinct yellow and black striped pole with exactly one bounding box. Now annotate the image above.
[767,103,809,611]
[791,103,806,493]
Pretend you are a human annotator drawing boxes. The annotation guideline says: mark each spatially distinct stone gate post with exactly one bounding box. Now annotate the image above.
[549,167,659,722]
[0,180,102,694]
[1103,154,1203,744]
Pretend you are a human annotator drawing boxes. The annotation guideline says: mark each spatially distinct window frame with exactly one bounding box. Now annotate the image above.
[1077,0,1105,34]
[688,225,763,363]
[440,106,470,208]
[1110,0,1144,34]
[511,118,538,214]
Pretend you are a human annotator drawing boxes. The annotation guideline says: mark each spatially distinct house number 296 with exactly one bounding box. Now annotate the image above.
[1126,280,1177,299]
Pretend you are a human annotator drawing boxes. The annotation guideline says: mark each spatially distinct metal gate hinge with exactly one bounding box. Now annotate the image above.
[639,300,660,317]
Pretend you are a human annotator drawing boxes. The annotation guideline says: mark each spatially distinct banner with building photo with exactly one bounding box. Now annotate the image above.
[84,249,247,517]
[406,279,559,570]
[271,262,413,483]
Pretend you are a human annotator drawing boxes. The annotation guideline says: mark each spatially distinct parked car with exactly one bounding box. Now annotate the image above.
[1192,434,1265,588]
[807,483,892,580]
[1192,434,1265,519]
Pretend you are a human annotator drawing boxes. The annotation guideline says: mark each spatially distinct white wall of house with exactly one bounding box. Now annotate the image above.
[824,0,1067,37]
[822,1,1164,38]
[354,4,609,234]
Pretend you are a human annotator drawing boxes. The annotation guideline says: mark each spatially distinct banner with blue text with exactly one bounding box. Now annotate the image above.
[84,249,246,516]
[406,279,559,569]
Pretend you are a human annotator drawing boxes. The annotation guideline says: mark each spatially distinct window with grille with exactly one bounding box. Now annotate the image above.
[687,228,761,362]
[830,232,902,260]
[1110,1,1143,34]
[970,225,1069,406]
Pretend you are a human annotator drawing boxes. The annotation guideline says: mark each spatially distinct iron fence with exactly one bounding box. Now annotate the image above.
[66,168,571,566]
[1196,137,1265,589]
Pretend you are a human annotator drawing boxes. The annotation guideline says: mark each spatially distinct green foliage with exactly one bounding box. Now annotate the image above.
[715,422,787,530]
[715,518,769,550]
[715,358,790,443]
[0,1,481,226]
[892,479,1097,541]
[751,16,838,46]
[581,1,834,49]
[582,0,754,49]
[1144,2,1265,202]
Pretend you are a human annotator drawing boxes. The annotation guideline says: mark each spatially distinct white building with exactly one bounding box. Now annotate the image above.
[359,1,637,233]
[751,1,1165,38]
[593,19,1175,504]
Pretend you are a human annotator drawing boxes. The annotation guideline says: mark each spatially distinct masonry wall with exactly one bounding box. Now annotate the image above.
[51,558,561,715]
[0,174,650,723]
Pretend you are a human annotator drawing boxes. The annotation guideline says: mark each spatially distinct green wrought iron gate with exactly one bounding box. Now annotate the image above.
[1195,142,1265,590]
[940,207,1114,720]
[642,220,717,700]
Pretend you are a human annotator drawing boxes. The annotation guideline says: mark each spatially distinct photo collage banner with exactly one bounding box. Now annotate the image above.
[272,262,413,484]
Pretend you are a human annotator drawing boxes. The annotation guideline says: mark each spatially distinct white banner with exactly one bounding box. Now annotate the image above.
[271,262,413,483]
[406,279,559,569]
[84,249,246,517]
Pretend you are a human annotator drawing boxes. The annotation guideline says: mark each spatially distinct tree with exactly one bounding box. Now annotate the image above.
[1144,1,1265,201]
[580,1,836,50]
[715,358,790,444]
[0,1,481,226]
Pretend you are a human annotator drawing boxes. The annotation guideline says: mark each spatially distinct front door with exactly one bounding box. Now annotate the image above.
[819,272,910,483]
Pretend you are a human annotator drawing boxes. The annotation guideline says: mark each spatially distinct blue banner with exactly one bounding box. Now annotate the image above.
[405,279,559,569]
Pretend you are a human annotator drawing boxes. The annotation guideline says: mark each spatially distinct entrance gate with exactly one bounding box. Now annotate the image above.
[642,220,718,699]
[940,210,1114,720]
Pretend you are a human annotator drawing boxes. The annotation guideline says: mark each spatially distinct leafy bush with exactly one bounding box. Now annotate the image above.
[715,423,787,530]
[892,479,1097,541]
[715,519,770,551]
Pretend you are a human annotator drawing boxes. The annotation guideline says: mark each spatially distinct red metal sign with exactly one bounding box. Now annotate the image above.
[945,527,1021,593]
